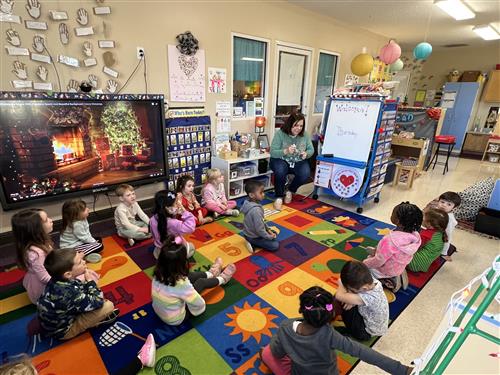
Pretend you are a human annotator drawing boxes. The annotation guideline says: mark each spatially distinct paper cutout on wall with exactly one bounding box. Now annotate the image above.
[330,165,364,198]
[12,60,27,79]
[0,0,14,14]
[6,28,21,46]
[26,0,41,19]
[168,44,206,102]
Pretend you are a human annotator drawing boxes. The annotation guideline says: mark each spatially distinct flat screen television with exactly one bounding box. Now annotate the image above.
[0,92,167,210]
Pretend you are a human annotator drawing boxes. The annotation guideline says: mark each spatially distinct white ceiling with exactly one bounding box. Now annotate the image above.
[289,0,500,50]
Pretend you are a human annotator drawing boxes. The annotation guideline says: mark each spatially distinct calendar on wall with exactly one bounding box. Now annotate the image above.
[165,115,211,190]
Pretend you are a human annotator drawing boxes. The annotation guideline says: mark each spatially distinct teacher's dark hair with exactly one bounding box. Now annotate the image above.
[281,110,306,136]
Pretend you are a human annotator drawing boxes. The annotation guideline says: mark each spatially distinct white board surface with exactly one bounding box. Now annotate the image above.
[322,100,381,162]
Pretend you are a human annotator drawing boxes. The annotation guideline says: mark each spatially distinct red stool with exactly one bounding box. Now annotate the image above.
[426,135,456,175]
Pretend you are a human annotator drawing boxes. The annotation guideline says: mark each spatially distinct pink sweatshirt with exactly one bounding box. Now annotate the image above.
[23,246,51,304]
[363,230,421,279]
[201,182,227,208]
[150,211,196,248]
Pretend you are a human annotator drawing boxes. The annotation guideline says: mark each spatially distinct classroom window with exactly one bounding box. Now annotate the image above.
[313,52,339,113]
[233,35,267,118]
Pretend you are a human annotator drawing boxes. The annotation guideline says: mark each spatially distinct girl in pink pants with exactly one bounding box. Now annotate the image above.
[202,168,239,217]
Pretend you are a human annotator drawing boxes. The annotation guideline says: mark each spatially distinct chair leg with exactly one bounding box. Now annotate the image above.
[443,143,454,175]
[393,166,401,186]
[432,144,440,170]
[408,169,415,188]
[426,146,438,171]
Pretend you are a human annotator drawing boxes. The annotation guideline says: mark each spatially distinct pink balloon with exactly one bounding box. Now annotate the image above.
[379,40,401,65]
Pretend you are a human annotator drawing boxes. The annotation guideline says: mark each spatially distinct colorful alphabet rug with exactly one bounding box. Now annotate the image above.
[0,196,445,374]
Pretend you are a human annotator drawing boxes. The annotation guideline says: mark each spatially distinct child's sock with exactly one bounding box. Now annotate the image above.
[205,271,214,278]
[216,276,225,285]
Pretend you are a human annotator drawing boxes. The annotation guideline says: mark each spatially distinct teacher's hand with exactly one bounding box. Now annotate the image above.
[300,151,307,159]
[284,145,296,155]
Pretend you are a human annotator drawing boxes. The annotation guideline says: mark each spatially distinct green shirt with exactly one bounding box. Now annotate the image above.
[407,232,444,273]
[270,129,314,165]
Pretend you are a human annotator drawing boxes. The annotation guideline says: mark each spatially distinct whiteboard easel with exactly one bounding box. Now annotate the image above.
[322,100,382,162]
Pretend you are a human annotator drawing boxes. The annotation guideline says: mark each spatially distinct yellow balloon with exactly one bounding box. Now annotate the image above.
[351,53,374,76]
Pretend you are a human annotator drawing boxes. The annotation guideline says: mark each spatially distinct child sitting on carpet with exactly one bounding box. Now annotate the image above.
[37,248,119,340]
[241,180,279,253]
[151,236,236,326]
[260,286,412,375]
[0,338,156,375]
[176,175,213,226]
[150,190,196,259]
[60,199,104,259]
[407,208,448,273]
[12,208,98,304]
[363,202,422,292]
[334,261,388,341]
[202,168,239,217]
[114,184,151,247]
[425,191,461,261]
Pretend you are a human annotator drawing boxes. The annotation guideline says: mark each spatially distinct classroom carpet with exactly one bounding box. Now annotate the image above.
[0,195,445,374]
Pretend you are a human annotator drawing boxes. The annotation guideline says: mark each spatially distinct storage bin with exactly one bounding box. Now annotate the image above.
[230,181,243,197]
[488,155,499,163]
[247,175,270,188]
[237,162,256,177]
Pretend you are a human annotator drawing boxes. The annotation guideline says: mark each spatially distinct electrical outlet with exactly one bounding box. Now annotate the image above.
[137,47,145,59]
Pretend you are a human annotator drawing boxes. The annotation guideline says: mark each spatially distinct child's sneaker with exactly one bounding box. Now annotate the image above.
[231,209,240,216]
[213,212,220,219]
[273,198,283,211]
[245,241,254,254]
[85,253,102,263]
[138,333,156,367]
[208,257,224,277]
[128,238,135,247]
[97,308,120,326]
[400,269,409,290]
[284,191,293,204]
[219,264,236,284]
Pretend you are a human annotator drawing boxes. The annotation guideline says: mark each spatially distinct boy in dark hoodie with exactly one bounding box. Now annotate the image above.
[38,248,119,340]
[241,180,279,253]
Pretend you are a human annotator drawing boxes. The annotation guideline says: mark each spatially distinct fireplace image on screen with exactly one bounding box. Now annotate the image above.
[0,97,166,207]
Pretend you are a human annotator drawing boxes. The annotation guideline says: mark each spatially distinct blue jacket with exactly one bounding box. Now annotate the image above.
[37,278,104,339]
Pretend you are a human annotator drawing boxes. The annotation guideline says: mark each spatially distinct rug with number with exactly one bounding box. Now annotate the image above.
[0,195,445,374]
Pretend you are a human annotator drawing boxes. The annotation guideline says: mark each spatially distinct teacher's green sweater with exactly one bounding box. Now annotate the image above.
[270,129,314,165]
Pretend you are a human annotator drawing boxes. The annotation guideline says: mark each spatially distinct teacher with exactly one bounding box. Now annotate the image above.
[270,111,314,210]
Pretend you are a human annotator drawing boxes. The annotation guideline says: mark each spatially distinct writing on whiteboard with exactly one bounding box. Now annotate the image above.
[337,126,357,137]
[334,102,370,116]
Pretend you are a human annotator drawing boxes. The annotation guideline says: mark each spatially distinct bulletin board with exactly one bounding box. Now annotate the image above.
[165,115,211,190]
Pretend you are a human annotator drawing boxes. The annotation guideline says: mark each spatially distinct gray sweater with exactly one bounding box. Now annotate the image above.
[241,200,273,240]
[270,319,408,375]
[60,219,96,248]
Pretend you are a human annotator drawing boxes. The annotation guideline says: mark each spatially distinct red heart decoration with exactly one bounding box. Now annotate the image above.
[340,174,355,187]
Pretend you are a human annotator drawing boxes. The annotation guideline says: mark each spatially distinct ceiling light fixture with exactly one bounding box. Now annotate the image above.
[473,25,500,40]
[434,0,475,20]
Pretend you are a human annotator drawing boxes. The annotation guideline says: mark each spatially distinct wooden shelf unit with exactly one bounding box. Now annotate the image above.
[482,138,500,164]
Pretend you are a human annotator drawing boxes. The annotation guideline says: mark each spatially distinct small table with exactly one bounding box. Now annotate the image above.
[393,162,417,189]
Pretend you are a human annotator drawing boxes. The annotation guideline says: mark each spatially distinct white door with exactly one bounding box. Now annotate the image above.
[271,43,313,134]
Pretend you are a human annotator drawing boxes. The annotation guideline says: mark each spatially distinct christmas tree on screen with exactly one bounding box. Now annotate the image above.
[101,102,143,154]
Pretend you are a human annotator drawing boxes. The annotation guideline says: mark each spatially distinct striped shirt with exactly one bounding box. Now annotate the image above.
[407,230,444,272]
[151,277,205,326]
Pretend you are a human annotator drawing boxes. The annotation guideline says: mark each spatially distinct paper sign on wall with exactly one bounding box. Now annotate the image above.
[168,45,206,102]
[208,67,226,94]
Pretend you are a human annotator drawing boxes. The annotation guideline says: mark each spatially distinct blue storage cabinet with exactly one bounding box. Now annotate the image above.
[440,82,480,151]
